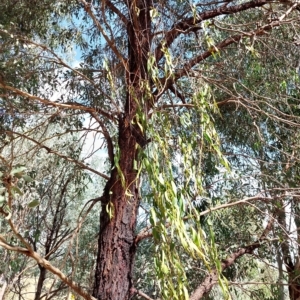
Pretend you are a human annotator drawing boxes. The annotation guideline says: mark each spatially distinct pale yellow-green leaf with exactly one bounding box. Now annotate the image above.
[161,263,169,274]
[28,199,40,208]
[157,173,165,185]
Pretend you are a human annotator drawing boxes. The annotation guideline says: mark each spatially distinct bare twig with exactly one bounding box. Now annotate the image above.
[8,131,110,180]
[131,287,155,300]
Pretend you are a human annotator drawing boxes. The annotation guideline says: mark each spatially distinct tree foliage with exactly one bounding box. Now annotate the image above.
[1,0,300,300]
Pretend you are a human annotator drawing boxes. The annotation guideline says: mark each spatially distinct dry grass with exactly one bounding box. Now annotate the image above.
[7,276,58,300]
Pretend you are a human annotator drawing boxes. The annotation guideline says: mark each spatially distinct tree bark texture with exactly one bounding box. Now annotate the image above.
[93,0,151,299]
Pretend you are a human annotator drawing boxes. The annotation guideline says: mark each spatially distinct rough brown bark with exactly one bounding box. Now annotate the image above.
[92,104,146,300]
[92,186,139,299]
[92,0,151,298]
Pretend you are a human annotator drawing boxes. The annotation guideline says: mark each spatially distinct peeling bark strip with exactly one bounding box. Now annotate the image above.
[190,218,274,300]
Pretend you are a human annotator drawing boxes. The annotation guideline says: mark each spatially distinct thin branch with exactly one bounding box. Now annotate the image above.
[168,85,186,104]
[45,197,103,259]
[40,285,68,300]
[0,238,96,300]
[131,287,155,300]
[229,280,290,286]
[90,111,115,164]
[174,14,295,79]
[0,32,122,115]
[155,10,297,101]
[105,0,129,26]
[8,131,110,180]
[78,0,127,68]
[154,0,274,62]
[198,195,271,218]
[0,81,116,122]
[156,103,195,110]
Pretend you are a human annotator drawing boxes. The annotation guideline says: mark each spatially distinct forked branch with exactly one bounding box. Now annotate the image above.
[155,0,274,62]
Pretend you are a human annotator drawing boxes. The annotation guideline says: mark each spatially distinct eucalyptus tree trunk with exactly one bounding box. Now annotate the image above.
[92,0,151,299]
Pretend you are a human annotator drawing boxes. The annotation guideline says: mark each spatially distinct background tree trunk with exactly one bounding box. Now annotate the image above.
[0,275,7,300]
[34,266,46,300]
[277,200,300,300]
[276,243,285,300]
